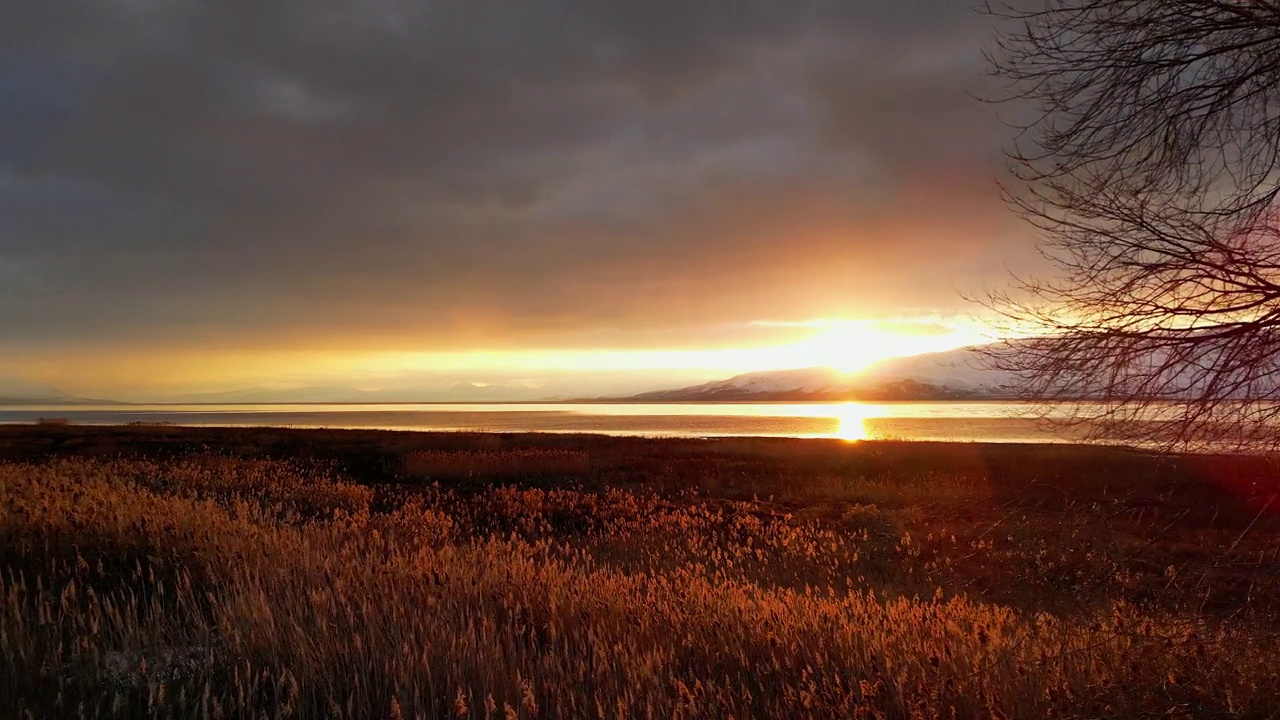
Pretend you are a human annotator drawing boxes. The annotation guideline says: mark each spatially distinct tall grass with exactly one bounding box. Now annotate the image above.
[2,453,1279,718]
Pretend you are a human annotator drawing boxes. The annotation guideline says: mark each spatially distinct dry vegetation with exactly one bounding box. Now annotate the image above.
[2,426,1279,718]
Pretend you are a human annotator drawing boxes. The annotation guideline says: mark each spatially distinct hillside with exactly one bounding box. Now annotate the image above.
[624,346,1017,401]
[0,378,114,405]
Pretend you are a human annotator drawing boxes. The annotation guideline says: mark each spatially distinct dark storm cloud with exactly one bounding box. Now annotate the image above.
[0,0,1024,352]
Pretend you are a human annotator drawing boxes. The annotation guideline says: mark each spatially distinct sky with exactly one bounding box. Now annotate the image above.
[1,1,1038,400]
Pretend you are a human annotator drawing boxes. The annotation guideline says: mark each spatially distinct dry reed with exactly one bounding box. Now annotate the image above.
[1,454,1278,718]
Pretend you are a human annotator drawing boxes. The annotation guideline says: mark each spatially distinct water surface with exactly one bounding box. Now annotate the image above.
[0,401,1080,443]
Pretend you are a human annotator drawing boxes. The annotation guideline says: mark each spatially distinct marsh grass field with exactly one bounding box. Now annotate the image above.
[2,425,1280,718]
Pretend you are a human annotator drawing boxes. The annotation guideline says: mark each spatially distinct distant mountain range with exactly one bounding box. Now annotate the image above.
[0,378,118,406]
[170,385,386,404]
[169,382,555,404]
[619,346,1019,402]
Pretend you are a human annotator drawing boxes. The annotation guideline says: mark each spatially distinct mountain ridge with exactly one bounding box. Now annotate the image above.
[617,346,1018,402]
[0,378,120,406]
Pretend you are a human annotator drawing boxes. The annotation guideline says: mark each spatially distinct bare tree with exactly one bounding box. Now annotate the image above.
[982,0,1280,450]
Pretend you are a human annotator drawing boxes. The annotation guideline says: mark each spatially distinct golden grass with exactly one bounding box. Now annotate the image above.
[2,452,1279,718]
[404,448,592,480]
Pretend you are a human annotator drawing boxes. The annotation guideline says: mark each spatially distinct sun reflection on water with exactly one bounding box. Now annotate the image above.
[831,403,871,442]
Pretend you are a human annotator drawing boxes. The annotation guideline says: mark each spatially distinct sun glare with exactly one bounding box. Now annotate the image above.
[831,403,871,441]
[786,320,991,374]
[355,321,987,379]
[134,317,997,398]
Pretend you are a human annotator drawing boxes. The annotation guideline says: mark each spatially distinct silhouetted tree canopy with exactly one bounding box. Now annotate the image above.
[983,0,1280,450]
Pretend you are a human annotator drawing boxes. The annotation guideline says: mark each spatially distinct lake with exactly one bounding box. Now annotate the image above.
[0,402,1086,443]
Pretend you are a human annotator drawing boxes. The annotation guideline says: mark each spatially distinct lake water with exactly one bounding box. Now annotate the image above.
[0,402,1085,443]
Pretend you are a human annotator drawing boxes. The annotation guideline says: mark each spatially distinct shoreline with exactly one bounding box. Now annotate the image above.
[1,421,1101,457]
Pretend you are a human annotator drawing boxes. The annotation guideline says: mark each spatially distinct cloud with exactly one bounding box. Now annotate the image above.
[0,1,1036,373]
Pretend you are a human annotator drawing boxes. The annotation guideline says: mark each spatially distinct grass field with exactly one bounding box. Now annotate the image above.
[2,426,1279,718]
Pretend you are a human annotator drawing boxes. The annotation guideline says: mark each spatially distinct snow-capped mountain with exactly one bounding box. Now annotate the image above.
[623,346,1017,401]
[629,367,852,401]
[858,346,1019,395]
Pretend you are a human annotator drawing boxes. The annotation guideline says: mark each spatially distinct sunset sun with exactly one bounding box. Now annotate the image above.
[781,320,991,375]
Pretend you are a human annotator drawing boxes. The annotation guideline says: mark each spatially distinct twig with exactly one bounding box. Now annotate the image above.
[1227,494,1276,554]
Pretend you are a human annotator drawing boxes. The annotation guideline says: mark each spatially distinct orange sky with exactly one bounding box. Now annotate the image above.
[5,315,1002,399]
[0,2,1036,400]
